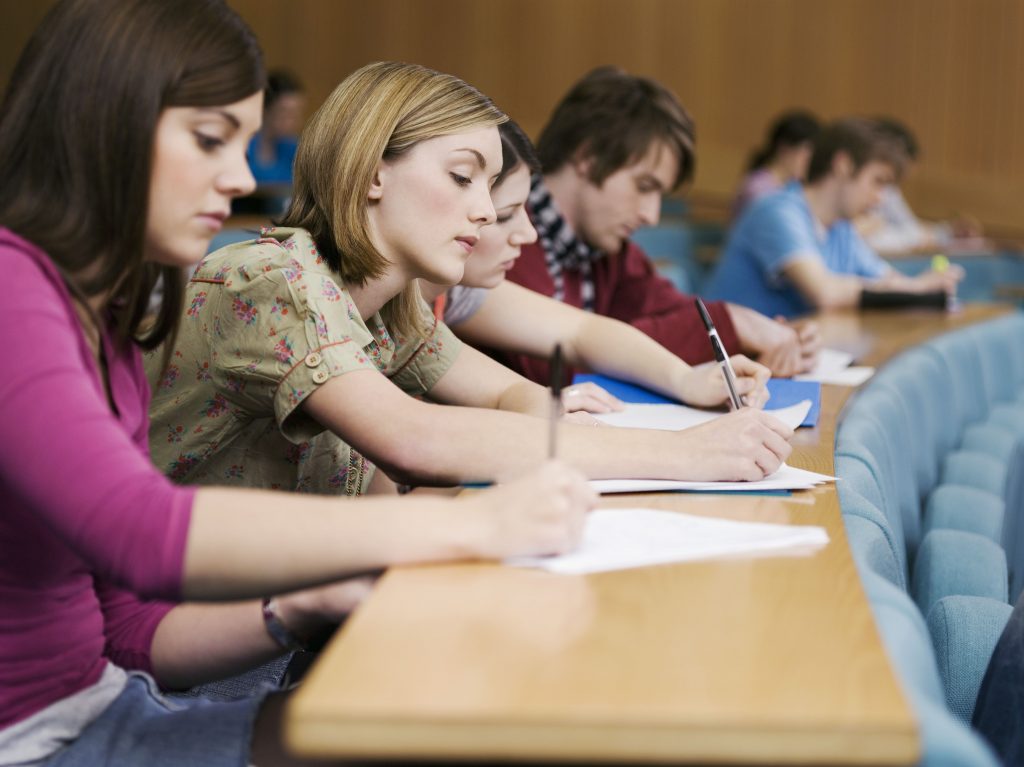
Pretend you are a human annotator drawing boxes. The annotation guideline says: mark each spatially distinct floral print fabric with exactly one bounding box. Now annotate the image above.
[147,227,461,495]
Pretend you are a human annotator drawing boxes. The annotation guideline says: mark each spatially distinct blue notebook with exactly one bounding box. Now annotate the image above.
[572,374,821,427]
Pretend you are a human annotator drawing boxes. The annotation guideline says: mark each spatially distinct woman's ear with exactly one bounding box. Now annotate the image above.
[367,160,386,202]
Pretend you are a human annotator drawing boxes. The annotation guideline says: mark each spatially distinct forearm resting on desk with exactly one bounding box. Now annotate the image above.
[455,280,694,401]
[302,368,793,487]
[182,465,593,601]
[783,258,962,312]
[782,259,864,310]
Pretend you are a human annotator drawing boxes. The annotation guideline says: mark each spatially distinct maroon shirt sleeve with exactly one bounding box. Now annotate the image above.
[501,241,741,385]
[597,241,740,364]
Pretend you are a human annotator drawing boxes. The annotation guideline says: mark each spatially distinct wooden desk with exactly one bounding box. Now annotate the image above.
[879,238,997,260]
[286,304,1011,765]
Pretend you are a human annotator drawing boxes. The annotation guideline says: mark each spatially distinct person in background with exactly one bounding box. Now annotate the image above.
[733,109,820,219]
[859,117,985,257]
[420,118,772,414]
[247,68,306,185]
[234,69,308,218]
[0,4,594,765]
[499,67,820,385]
[705,118,964,319]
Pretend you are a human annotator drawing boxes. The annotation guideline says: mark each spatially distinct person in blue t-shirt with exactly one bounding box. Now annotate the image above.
[246,69,305,185]
[705,118,962,319]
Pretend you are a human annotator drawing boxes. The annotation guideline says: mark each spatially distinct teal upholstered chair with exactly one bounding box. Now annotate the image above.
[927,595,1012,724]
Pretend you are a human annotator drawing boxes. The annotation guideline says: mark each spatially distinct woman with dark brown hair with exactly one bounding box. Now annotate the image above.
[0,2,593,764]
[732,110,820,218]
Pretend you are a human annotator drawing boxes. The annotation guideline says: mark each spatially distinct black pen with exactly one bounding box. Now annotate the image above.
[549,343,563,459]
[695,298,744,411]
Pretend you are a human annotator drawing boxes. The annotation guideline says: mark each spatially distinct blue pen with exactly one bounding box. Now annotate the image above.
[695,298,744,410]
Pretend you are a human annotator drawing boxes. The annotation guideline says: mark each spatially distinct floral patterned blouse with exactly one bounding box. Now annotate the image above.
[147,227,461,496]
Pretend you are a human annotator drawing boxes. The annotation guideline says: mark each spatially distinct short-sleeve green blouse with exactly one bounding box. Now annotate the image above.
[147,227,462,496]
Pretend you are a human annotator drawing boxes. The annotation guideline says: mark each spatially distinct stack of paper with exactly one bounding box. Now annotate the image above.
[507,507,829,574]
[794,348,875,386]
[594,399,812,432]
[589,463,835,495]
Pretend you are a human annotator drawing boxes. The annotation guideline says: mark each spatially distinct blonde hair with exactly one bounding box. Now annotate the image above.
[282,61,507,339]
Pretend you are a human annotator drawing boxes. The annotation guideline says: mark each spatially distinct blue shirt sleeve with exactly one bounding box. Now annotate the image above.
[825,221,888,279]
[745,194,823,284]
[847,228,889,279]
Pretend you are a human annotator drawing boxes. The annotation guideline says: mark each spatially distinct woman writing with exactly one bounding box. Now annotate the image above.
[0,2,592,764]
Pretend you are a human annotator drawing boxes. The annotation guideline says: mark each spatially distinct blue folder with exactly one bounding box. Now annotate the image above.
[572,374,821,427]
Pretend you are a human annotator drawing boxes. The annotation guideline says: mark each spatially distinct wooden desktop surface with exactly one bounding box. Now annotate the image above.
[286,303,1012,765]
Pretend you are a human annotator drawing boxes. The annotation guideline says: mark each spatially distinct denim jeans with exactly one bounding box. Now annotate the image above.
[44,673,266,767]
[973,591,1024,765]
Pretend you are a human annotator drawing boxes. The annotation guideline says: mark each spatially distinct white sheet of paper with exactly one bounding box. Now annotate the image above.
[794,348,855,381]
[507,508,829,574]
[803,366,875,387]
[792,348,875,386]
[589,463,836,495]
[595,399,812,432]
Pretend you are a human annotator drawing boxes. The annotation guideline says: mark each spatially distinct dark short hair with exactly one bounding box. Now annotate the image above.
[536,66,696,190]
[0,0,264,351]
[495,119,540,188]
[806,118,908,184]
[747,110,821,172]
[266,68,304,110]
[872,117,919,162]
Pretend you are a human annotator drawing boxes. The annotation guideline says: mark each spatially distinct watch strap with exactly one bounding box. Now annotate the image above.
[261,597,310,652]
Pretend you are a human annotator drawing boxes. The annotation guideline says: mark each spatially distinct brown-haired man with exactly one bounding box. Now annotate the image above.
[705,118,962,317]
[499,67,819,385]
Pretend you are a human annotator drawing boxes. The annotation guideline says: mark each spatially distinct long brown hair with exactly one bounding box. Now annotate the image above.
[495,119,541,188]
[0,0,264,351]
[280,61,506,340]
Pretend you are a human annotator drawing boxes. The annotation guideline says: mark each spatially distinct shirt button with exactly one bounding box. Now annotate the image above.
[312,368,330,385]
[305,351,323,368]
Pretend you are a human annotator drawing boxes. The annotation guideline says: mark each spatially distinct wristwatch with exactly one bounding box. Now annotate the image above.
[261,597,310,652]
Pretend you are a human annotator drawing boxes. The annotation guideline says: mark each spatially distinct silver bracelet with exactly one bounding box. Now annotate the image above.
[261,597,310,652]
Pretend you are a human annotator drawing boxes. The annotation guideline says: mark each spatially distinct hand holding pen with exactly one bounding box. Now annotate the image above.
[679,357,771,409]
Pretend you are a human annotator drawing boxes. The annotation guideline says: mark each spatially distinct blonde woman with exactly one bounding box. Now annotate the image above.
[148,62,794,500]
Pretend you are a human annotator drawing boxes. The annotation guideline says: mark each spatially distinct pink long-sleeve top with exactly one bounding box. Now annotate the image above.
[0,229,195,730]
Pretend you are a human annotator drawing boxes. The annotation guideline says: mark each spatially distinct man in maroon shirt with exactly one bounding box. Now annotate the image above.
[500,67,819,385]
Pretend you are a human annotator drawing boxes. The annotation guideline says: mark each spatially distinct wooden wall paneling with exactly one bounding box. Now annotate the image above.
[1,0,1022,237]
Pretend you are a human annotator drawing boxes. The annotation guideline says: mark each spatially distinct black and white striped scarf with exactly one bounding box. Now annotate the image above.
[527,176,606,311]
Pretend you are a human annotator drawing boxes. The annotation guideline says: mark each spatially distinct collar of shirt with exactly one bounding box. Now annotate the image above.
[527,176,606,272]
